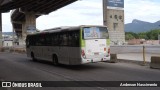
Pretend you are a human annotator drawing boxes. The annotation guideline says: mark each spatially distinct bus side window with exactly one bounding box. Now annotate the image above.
[68,31,79,47]
[35,35,38,46]
[54,34,59,46]
[30,36,35,46]
[35,35,45,46]
[51,33,55,46]
[63,32,68,46]
[74,31,80,47]
[35,35,40,46]
[68,32,72,46]
[33,35,37,46]
[59,33,63,46]
[59,32,68,46]
[45,33,52,46]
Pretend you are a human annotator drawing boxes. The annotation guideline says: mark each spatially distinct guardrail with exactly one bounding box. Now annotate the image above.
[111,45,160,54]
[0,46,26,53]
[110,45,160,65]
[150,56,160,69]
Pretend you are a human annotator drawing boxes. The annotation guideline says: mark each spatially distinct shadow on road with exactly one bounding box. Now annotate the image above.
[27,59,107,71]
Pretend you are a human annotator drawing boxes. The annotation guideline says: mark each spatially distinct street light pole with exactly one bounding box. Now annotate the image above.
[0,13,2,47]
[158,34,160,44]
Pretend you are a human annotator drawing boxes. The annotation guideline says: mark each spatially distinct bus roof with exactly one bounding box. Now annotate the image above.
[27,25,107,36]
[43,25,107,31]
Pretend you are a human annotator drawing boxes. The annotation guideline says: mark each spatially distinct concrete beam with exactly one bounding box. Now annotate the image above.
[12,21,23,24]
[0,13,2,47]
[25,12,36,26]
[0,0,12,6]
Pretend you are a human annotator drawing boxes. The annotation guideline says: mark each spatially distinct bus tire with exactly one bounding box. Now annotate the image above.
[31,52,37,61]
[53,55,59,65]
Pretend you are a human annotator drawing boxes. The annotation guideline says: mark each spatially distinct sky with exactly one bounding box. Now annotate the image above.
[1,0,160,32]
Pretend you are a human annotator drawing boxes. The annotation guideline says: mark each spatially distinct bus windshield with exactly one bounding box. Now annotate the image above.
[83,27,109,39]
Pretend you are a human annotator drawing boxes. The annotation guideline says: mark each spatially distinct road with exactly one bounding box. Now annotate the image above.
[0,52,160,90]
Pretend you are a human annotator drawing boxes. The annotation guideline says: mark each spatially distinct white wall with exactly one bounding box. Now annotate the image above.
[3,40,13,47]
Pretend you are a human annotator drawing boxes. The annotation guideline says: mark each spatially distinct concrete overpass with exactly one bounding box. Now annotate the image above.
[0,0,77,46]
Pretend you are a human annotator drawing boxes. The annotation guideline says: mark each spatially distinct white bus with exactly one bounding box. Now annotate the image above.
[26,25,110,65]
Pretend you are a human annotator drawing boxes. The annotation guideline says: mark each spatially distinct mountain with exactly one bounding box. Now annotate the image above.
[125,19,160,33]
[2,20,160,34]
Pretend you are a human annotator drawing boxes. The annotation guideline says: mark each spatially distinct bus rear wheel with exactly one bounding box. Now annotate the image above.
[52,55,59,65]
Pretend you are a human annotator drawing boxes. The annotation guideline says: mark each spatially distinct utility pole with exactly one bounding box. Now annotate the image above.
[158,34,160,44]
[0,13,2,47]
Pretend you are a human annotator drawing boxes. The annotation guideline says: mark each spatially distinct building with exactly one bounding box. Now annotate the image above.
[2,35,13,47]
[3,39,13,47]
[127,39,160,45]
[103,0,125,45]
[2,33,18,47]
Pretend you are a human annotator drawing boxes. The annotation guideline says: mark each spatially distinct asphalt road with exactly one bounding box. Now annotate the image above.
[0,52,160,90]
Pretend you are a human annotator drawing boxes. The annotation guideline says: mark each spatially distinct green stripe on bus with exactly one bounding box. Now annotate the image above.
[107,39,110,46]
[81,40,85,47]
[80,29,85,47]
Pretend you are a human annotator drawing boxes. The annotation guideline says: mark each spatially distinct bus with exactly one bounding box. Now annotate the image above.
[26,25,110,65]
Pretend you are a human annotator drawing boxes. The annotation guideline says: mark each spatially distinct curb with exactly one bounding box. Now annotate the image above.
[117,59,150,66]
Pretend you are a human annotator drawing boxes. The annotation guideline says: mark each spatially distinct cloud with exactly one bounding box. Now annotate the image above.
[125,0,160,23]
[36,0,103,30]
[2,0,160,32]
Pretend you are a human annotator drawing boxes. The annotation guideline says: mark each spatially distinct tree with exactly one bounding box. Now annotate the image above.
[125,33,135,40]
[146,29,160,40]
[138,32,148,39]
[125,29,160,40]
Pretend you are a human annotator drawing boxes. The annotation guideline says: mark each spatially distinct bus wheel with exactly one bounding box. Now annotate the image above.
[53,55,59,65]
[31,52,37,61]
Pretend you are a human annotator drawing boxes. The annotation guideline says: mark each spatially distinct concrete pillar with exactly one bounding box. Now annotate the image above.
[12,29,18,46]
[103,0,125,45]
[0,13,2,47]
[24,12,36,36]
[20,12,36,45]
[20,22,26,45]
